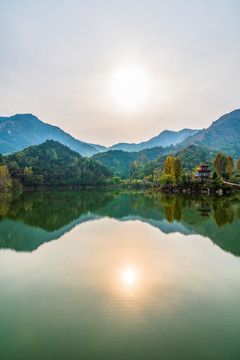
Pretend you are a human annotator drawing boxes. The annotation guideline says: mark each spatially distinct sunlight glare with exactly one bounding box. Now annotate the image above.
[111,66,150,111]
[123,268,136,285]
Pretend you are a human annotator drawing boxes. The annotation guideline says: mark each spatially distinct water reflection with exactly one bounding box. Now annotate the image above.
[0,192,240,359]
[0,190,239,256]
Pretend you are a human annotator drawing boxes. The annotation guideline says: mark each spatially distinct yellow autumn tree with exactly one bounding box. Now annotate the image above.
[226,155,234,178]
[172,157,182,182]
[213,152,227,177]
[236,158,240,174]
[0,165,12,190]
[164,156,173,175]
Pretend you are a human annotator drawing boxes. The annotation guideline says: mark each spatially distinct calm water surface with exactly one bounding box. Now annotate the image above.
[0,190,240,360]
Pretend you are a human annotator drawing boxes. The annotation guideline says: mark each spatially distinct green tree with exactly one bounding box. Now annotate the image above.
[153,168,162,186]
[129,161,138,179]
[160,174,174,186]
[164,156,173,175]
[213,152,227,177]
[236,158,240,174]
[212,171,218,180]
[112,176,120,184]
[141,154,149,165]
[0,165,12,189]
[172,157,182,182]
[226,155,234,178]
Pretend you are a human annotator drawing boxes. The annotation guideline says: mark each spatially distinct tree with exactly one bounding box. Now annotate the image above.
[141,154,149,165]
[237,158,240,174]
[160,174,174,186]
[226,155,234,178]
[24,167,34,185]
[153,168,162,186]
[212,171,218,180]
[129,161,138,179]
[0,165,12,189]
[24,166,33,178]
[213,152,227,177]
[112,176,120,184]
[164,156,173,175]
[172,157,182,182]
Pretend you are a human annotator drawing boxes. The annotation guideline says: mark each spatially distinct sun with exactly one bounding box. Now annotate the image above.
[111,65,150,111]
[123,269,136,285]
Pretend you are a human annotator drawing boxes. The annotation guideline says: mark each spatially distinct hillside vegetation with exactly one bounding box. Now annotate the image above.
[92,144,217,179]
[0,140,112,187]
[92,145,175,178]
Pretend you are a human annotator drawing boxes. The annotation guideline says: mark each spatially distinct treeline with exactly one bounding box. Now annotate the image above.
[92,145,175,178]
[213,152,240,180]
[93,144,217,180]
[0,139,239,192]
[113,151,240,192]
[0,140,112,189]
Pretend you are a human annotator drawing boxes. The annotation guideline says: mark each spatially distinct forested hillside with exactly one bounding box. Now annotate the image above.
[92,144,217,178]
[92,145,175,178]
[0,140,112,186]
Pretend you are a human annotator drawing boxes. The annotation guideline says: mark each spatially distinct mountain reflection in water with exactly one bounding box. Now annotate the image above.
[0,190,239,256]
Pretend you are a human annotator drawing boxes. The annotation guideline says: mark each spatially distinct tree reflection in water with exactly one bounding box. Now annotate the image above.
[0,190,239,255]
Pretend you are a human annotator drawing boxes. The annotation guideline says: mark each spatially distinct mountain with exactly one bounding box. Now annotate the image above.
[0,114,197,156]
[108,128,197,152]
[181,109,240,157]
[1,109,239,159]
[92,109,240,177]
[2,140,112,186]
[0,113,100,156]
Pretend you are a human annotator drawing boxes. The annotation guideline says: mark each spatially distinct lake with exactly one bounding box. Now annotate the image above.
[0,190,240,360]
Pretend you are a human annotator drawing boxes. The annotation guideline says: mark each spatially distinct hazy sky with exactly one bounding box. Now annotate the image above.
[0,0,239,146]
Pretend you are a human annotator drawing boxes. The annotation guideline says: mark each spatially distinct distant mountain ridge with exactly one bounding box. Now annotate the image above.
[0,114,101,156]
[93,109,240,174]
[181,109,240,157]
[108,128,198,152]
[0,109,239,158]
[0,113,197,156]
